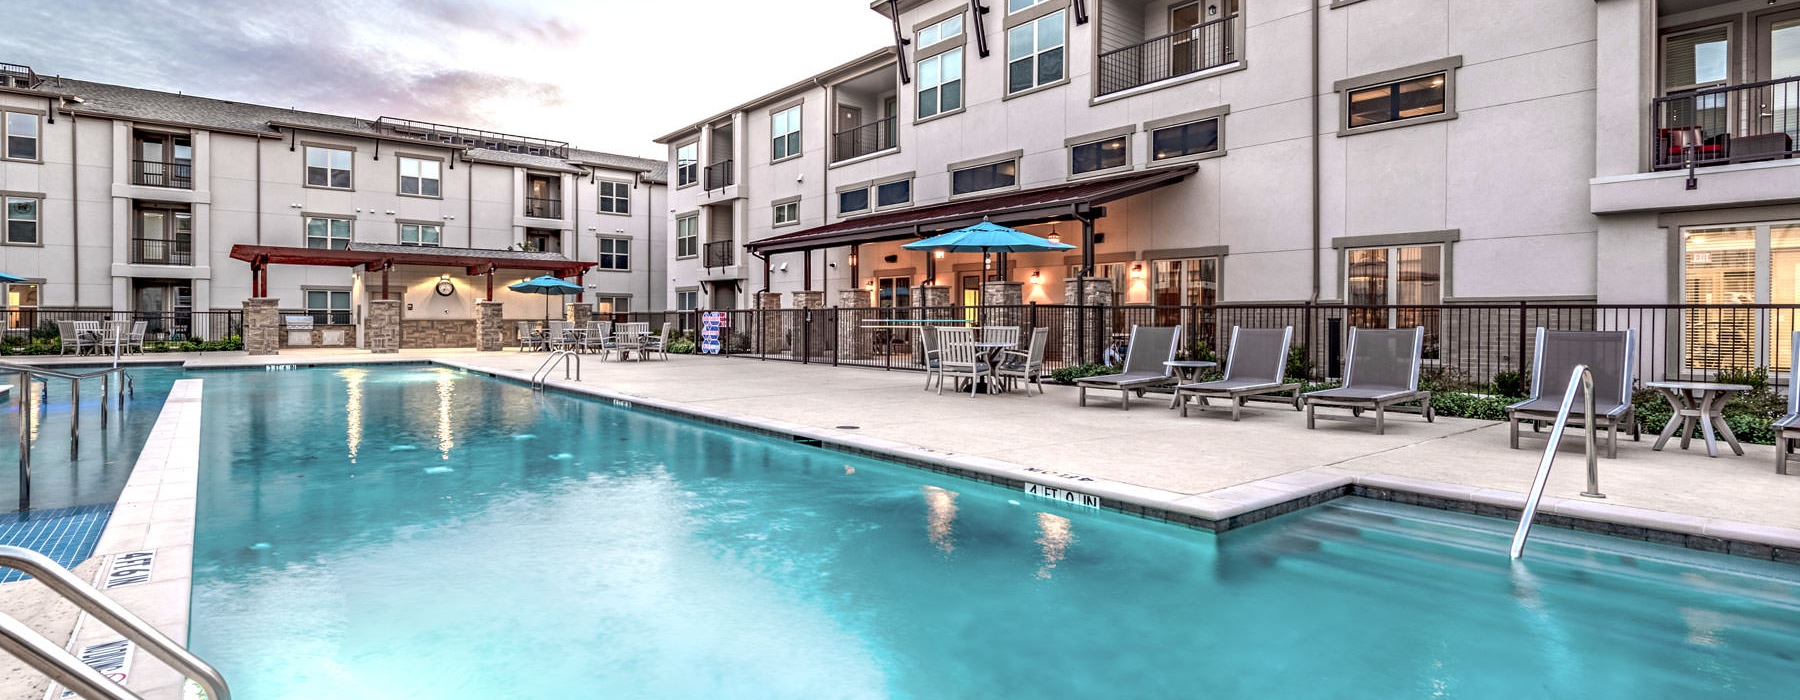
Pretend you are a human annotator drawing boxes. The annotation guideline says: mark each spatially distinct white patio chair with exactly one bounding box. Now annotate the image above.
[128,321,148,354]
[580,321,612,354]
[936,327,988,398]
[981,326,1021,349]
[996,327,1050,396]
[516,322,547,352]
[643,322,673,360]
[56,320,90,356]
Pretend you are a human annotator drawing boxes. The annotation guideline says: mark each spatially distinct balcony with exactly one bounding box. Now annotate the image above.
[1651,76,1800,171]
[131,237,193,266]
[832,117,897,163]
[704,240,735,268]
[1096,13,1237,97]
[524,197,563,219]
[705,159,734,190]
[131,160,193,189]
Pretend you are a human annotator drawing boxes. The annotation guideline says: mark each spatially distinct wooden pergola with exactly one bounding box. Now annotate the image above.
[228,244,595,300]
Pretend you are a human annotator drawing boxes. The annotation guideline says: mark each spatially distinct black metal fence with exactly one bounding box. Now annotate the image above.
[1651,74,1800,170]
[5,308,242,346]
[704,240,735,268]
[1097,14,1236,97]
[679,303,1800,388]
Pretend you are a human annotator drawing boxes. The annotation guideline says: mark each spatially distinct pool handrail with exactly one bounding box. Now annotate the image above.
[531,349,581,390]
[0,545,231,700]
[1509,364,1606,559]
[2,362,134,510]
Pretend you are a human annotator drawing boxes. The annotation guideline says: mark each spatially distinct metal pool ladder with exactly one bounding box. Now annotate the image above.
[0,546,231,700]
[1509,364,1606,559]
[530,350,581,390]
[2,363,134,511]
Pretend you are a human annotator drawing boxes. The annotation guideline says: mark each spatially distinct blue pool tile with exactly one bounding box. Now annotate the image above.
[0,504,114,583]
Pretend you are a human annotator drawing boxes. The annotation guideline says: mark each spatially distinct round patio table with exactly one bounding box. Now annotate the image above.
[1645,380,1752,458]
[1163,360,1218,408]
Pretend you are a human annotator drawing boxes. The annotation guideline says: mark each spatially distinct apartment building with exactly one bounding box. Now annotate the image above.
[656,0,1800,355]
[0,61,666,343]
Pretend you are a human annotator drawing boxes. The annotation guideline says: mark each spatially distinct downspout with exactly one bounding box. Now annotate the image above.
[815,76,831,293]
[574,169,583,303]
[641,172,652,310]
[67,104,79,306]
[1308,0,1322,303]
[465,152,474,247]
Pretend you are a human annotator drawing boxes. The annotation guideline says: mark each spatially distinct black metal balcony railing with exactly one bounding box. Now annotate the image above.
[130,237,193,266]
[704,159,734,190]
[131,160,193,189]
[704,240,735,268]
[1651,75,1800,170]
[1097,14,1236,97]
[524,197,563,219]
[832,117,898,162]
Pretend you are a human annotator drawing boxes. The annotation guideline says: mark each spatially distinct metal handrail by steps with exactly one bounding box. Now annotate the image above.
[2,363,134,510]
[1509,364,1607,559]
[530,350,581,390]
[0,546,231,700]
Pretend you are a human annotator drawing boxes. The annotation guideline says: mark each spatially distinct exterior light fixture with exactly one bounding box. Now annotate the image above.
[934,250,946,259]
[848,252,858,266]
[1130,263,1146,278]
[1030,270,1043,285]
[1047,231,1061,245]
[864,279,876,291]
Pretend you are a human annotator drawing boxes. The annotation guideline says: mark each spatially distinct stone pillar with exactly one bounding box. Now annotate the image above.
[837,289,874,362]
[242,298,279,356]
[475,301,505,351]
[755,291,782,354]
[981,281,1025,327]
[913,284,954,364]
[366,299,402,354]
[790,290,826,309]
[564,302,594,327]
[1063,278,1115,366]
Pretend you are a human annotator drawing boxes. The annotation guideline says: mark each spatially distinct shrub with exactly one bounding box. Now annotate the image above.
[1430,391,1514,421]
[1287,343,1311,382]
[1713,367,1769,394]
[1491,370,1527,398]
[1051,363,1114,385]
[666,337,696,354]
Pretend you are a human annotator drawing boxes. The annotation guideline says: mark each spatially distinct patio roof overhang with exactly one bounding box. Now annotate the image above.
[742,164,1198,256]
[228,243,594,277]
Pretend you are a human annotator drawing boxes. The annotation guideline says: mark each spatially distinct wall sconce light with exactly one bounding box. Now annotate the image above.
[847,252,858,266]
[778,262,788,271]
[439,273,451,282]
[1030,270,1043,285]
[864,279,876,291]
[934,250,946,259]
[1130,263,1146,279]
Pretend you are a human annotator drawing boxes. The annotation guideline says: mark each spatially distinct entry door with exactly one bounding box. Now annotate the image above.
[711,282,737,310]
[1170,2,1201,75]
[960,274,981,323]
[1756,10,1800,144]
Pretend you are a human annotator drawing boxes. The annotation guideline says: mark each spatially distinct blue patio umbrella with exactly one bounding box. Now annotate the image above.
[508,275,584,320]
[901,220,1075,255]
[0,272,27,283]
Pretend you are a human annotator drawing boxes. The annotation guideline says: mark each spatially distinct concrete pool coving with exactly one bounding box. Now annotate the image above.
[435,359,1800,564]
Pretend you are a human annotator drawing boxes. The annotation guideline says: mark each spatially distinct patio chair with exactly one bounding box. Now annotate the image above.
[1776,331,1800,475]
[996,327,1050,396]
[548,321,574,350]
[981,326,1021,349]
[516,322,547,352]
[1076,325,1181,410]
[1505,328,1639,459]
[127,321,148,354]
[918,324,944,391]
[608,322,649,361]
[56,320,92,356]
[936,327,990,397]
[644,322,673,360]
[1303,326,1434,434]
[1175,326,1303,421]
[579,321,612,354]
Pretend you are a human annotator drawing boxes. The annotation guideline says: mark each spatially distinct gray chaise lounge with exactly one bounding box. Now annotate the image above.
[1076,325,1181,410]
[1775,331,1800,475]
[1505,328,1639,459]
[1175,326,1303,421]
[1303,326,1434,435]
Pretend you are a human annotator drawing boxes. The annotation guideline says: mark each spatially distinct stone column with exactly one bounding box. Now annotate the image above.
[836,289,874,362]
[913,284,954,365]
[242,298,279,356]
[366,299,402,354]
[755,291,782,354]
[1063,278,1115,366]
[475,301,505,351]
[564,302,594,327]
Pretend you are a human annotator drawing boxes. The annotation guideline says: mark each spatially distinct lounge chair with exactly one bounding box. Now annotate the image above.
[1773,332,1800,475]
[1304,326,1434,434]
[996,327,1050,395]
[1175,326,1303,421]
[1505,328,1639,459]
[1076,325,1181,410]
[935,327,989,397]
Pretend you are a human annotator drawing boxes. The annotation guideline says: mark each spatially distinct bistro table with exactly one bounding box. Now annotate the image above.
[969,341,1017,394]
[1160,360,1219,408]
[1645,380,1752,458]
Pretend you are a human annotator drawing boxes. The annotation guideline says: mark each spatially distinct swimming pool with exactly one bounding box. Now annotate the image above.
[189,366,1800,698]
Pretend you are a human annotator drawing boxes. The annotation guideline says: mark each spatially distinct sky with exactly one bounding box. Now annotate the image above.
[11,0,896,159]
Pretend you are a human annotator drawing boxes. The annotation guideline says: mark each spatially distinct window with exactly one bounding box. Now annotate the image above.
[1663,26,1730,93]
[773,200,800,226]
[597,237,631,270]
[920,14,963,47]
[132,131,193,188]
[6,282,39,330]
[1346,73,1447,129]
[1007,11,1065,94]
[306,216,352,249]
[1150,257,1220,328]
[525,229,561,254]
[676,215,699,258]
[1071,136,1128,174]
[676,143,699,187]
[771,105,802,161]
[593,296,630,314]
[840,188,870,215]
[5,197,38,245]
[952,160,1017,195]
[1008,0,1050,12]
[400,223,441,246]
[599,180,631,214]
[133,205,193,265]
[4,112,37,161]
[1150,119,1221,161]
[677,289,699,311]
[305,146,353,189]
[876,179,911,207]
[1681,223,1800,371]
[305,290,351,325]
[398,157,441,197]
[918,48,965,119]
[1344,245,1443,351]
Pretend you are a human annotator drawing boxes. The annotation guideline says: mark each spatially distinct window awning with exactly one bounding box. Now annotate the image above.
[228,243,594,276]
[743,164,1197,255]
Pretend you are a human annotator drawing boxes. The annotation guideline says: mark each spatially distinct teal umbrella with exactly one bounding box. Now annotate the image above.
[0,272,26,283]
[508,275,583,320]
[901,220,1075,254]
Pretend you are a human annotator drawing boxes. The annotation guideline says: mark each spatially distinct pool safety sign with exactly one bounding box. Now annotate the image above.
[700,312,727,355]
[56,639,134,697]
[1024,482,1101,510]
[103,550,155,589]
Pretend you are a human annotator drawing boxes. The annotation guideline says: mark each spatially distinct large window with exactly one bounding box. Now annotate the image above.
[1681,223,1800,371]
[1346,73,1447,129]
[5,197,38,245]
[593,296,630,314]
[597,237,631,270]
[305,290,351,325]
[305,146,353,189]
[1151,257,1220,331]
[6,282,39,331]
[771,105,803,161]
[599,180,631,214]
[1663,26,1730,93]
[306,216,352,249]
[1071,136,1128,175]
[4,112,37,161]
[676,143,699,187]
[876,179,911,207]
[1345,245,1442,354]
[676,215,698,258]
[1151,119,1220,161]
[918,48,965,119]
[400,223,441,246]
[1006,11,1066,94]
[398,156,441,197]
[952,160,1017,196]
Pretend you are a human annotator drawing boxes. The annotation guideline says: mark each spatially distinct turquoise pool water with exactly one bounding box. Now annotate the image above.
[190,366,1800,698]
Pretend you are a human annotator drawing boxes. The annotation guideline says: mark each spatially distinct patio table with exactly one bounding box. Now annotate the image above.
[1160,360,1218,408]
[1645,380,1752,458]
[961,341,1016,394]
